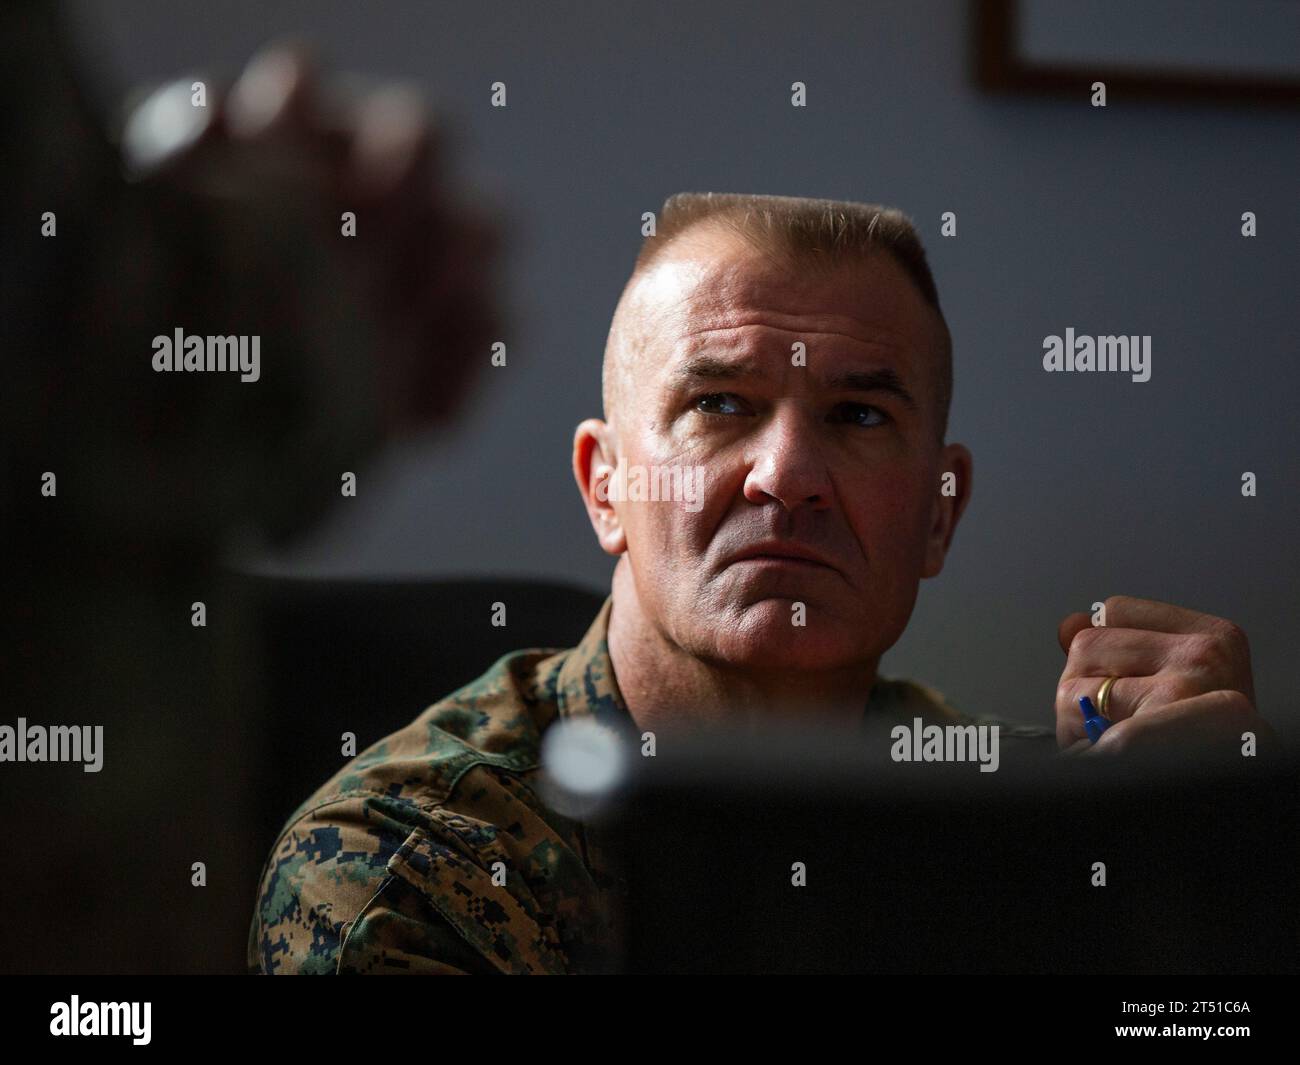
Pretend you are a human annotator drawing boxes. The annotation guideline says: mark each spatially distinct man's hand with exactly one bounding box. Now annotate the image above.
[1054,595,1274,757]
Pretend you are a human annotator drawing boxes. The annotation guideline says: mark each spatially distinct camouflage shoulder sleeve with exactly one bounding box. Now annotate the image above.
[248,783,579,975]
[248,793,509,975]
[248,642,606,975]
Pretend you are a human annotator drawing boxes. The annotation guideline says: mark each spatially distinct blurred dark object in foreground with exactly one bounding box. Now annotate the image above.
[606,735,1299,973]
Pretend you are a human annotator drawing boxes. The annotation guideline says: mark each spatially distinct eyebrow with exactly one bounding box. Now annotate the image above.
[828,368,919,411]
[674,355,918,411]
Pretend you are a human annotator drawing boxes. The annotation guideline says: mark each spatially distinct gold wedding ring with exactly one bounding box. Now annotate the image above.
[1096,676,1119,720]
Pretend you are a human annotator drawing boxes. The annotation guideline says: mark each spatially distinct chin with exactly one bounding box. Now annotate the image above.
[706,599,873,671]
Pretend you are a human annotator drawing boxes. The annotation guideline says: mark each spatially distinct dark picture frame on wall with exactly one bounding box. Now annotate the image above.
[976,0,1300,107]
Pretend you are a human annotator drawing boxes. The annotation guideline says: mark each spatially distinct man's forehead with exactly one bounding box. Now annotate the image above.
[628,229,936,368]
[629,227,935,351]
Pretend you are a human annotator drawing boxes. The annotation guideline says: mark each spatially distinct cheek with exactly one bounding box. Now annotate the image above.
[843,466,934,564]
[629,505,708,571]
[626,436,731,553]
[615,448,722,573]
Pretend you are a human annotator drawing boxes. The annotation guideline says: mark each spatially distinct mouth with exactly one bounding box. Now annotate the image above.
[726,542,841,575]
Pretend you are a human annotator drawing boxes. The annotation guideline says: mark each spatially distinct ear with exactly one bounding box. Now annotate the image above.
[572,418,627,556]
[921,442,972,579]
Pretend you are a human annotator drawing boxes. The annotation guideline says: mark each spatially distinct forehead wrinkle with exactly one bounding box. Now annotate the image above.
[672,322,920,383]
[678,320,912,355]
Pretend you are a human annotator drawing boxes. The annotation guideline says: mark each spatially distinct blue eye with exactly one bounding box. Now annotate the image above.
[695,393,750,416]
[831,402,887,427]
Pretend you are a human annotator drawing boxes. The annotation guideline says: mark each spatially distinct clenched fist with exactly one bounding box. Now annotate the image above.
[1054,596,1276,757]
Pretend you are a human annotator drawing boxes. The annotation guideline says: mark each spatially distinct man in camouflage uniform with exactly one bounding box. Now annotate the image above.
[248,598,1042,974]
[249,193,1268,974]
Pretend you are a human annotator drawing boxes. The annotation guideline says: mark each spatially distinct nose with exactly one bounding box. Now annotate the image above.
[741,406,833,512]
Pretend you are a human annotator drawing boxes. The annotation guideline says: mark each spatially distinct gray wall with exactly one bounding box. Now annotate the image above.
[65,1,1300,738]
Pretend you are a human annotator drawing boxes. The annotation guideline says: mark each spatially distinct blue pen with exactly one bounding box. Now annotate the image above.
[1078,696,1111,743]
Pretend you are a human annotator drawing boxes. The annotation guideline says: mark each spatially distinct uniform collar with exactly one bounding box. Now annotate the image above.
[556,596,632,726]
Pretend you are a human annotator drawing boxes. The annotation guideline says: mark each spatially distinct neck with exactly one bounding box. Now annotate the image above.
[606,559,880,736]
